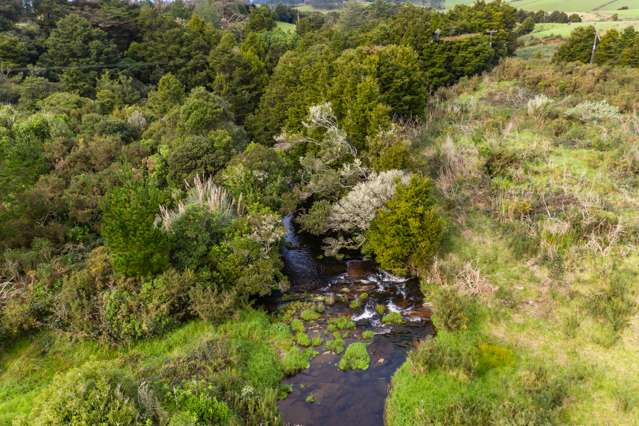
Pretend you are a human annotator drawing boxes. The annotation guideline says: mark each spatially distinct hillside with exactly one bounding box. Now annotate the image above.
[387,57,639,425]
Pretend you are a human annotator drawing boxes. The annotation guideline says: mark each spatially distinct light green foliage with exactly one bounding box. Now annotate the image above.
[219,142,290,211]
[382,312,404,325]
[362,330,375,340]
[300,308,321,321]
[365,176,445,276]
[349,298,361,309]
[101,178,169,277]
[386,331,572,426]
[325,334,346,353]
[209,32,267,122]
[27,362,144,425]
[290,319,305,333]
[375,304,385,315]
[295,332,311,347]
[311,335,322,346]
[338,342,370,371]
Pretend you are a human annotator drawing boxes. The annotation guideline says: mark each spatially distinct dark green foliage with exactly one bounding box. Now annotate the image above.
[220,142,291,211]
[365,175,445,275]
[100,178,170,277]
[247,44,334,144]
[178,87,234,135]
[167,130,244,185]
[40,14,119,95]
[555,25,639,67]
[127,14,219,89]
[209,32,268,123]
[554,26,597,64]
[168,206,229,270]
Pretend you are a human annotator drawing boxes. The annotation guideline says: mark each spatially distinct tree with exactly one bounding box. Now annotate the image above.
[365,175,445,275]
[553,26,597,64]
[40,14,119,95]
[594,29,621,65]
[100,178,170,277]
[209,32,268,123]
[247,44,334,144]
[167,129,244,185]
[126,13,218,89]
[147,73,185,116]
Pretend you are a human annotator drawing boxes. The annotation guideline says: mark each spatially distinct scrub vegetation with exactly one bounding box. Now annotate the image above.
[1,0,638,424]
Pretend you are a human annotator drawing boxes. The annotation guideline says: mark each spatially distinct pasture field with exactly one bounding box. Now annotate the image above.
[522,20,639,40]
[446,0,639,12]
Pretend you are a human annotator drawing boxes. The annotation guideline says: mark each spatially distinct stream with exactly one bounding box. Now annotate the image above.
[270,216,434,426]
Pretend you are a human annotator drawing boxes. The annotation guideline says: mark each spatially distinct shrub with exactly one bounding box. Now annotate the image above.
[167,130,244,186]
[172,383,233,425]
[338,342,370,371]
[101,178,170,277]
[166,205,229,271]
[565,100,620,123]
[365,175,445,275]
[29,362,145,425]
[428,285,482,332]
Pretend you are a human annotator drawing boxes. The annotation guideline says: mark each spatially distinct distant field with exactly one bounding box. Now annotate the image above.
[522,20,639,39]
[445,0,639,11]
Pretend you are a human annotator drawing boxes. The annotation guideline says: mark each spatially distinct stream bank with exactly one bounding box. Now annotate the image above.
[269,216,434,426]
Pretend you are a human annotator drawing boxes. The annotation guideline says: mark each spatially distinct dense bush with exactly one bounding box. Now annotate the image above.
[365,175,445,275]
[100,178,170,277]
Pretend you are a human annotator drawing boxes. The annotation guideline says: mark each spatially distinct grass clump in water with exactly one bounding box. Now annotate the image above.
[327,316,355,332]
[338,342,370,371]
[325,333,345,353]
[300,308,321,321]
[382,312,404,325]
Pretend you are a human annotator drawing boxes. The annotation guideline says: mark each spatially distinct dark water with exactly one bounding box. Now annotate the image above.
[274,216,434,426]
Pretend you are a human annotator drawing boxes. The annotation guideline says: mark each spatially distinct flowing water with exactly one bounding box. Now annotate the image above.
[271,216,435,426]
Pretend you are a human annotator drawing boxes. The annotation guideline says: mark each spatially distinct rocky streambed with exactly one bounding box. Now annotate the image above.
[267,216,434,426]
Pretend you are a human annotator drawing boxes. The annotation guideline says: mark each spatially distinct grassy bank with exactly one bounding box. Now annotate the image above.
[386,57,639,425]
[0,310,312,425]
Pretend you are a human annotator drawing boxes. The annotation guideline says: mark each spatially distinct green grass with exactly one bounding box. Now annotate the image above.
[507,0,639,12]
[523,21,639,40]
[386,56,639,425]
[275,21,296,35]
[338,342,370,371]
[0,310,305,425]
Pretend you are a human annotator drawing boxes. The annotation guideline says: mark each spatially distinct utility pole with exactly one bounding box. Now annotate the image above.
[487,29,497,47]
[590,29,600,64]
